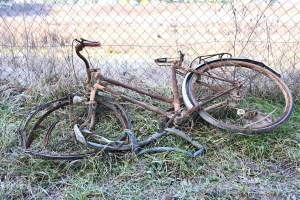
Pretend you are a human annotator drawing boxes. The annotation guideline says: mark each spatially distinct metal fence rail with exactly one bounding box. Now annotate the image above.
[1,0,300,99]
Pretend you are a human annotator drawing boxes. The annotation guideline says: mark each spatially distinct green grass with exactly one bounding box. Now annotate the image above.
[1,87,299,199]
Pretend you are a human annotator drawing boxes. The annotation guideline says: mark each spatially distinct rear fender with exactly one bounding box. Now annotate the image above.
[192,57,281,77]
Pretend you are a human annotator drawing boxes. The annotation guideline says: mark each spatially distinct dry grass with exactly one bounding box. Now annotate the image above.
[1,2,300,99]
[1,85,299,199]
[0,2,300,199]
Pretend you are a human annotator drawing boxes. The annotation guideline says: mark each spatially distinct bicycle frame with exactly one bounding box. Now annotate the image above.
[75,40,240,122]
[19,39,292,160]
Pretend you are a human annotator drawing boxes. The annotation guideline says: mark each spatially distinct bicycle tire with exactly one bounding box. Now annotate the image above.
[182,58,293,134]
[21,94,132,160]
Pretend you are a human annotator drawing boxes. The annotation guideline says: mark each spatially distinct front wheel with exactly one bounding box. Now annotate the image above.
[21,94,132,160]
[183,58,293,134]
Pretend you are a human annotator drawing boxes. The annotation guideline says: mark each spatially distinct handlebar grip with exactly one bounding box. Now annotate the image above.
[84,42,101,47]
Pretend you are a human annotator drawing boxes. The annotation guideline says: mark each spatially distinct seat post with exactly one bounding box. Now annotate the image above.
[171,61,180,111]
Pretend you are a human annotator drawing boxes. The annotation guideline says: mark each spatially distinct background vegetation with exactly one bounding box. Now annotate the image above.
[0,0,299,199]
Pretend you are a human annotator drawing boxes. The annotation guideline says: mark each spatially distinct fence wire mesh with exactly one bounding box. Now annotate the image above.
[0,0,300,99]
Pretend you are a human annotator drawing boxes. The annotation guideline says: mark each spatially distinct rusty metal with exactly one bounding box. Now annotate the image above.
[94,82,166,115]
[79,104,93,129]
[75,42,92,85]
[186,59,293,133]
[85,87,98,129]
[195,79,222,92]
[25,100,72,148]
[189,53,232,67]
[184,84,241,115]
[44,121,58,147]
[177,64,237,84]
[22,40,259,159]
[171,61,181,111]
[23,39,294,160]
[99,75,174,104]
[21,94,130,160]
[21,94,205,160]
[203,100,229,111]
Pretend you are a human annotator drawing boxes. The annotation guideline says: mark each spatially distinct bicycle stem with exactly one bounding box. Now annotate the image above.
[75,42,92,85]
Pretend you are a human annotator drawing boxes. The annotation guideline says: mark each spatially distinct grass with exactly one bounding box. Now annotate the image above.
[1,1,300,198]
[0,79,299,199]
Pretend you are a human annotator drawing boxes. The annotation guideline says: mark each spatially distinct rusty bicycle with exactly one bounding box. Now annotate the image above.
[20,38,293,160]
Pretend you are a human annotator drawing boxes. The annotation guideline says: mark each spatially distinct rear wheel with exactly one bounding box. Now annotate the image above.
[184,59,293,133]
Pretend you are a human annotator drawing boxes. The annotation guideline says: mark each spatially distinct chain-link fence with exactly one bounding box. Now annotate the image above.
[1,0,300,99]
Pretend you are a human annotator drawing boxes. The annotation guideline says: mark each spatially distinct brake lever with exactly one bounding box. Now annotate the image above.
[178,50,185,64]
[74,38,81,43]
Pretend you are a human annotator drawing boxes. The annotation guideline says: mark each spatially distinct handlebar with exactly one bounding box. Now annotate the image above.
[75,38,101,47]
[84,42,101,47]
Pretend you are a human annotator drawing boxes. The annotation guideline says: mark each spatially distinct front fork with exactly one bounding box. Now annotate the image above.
[75,70,102,130]
[75,87,98,130]
[87,87,98,130]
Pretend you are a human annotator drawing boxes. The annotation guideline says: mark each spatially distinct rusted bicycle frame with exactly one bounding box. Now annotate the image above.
[20,38,293,159]
[75,39,240,131]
